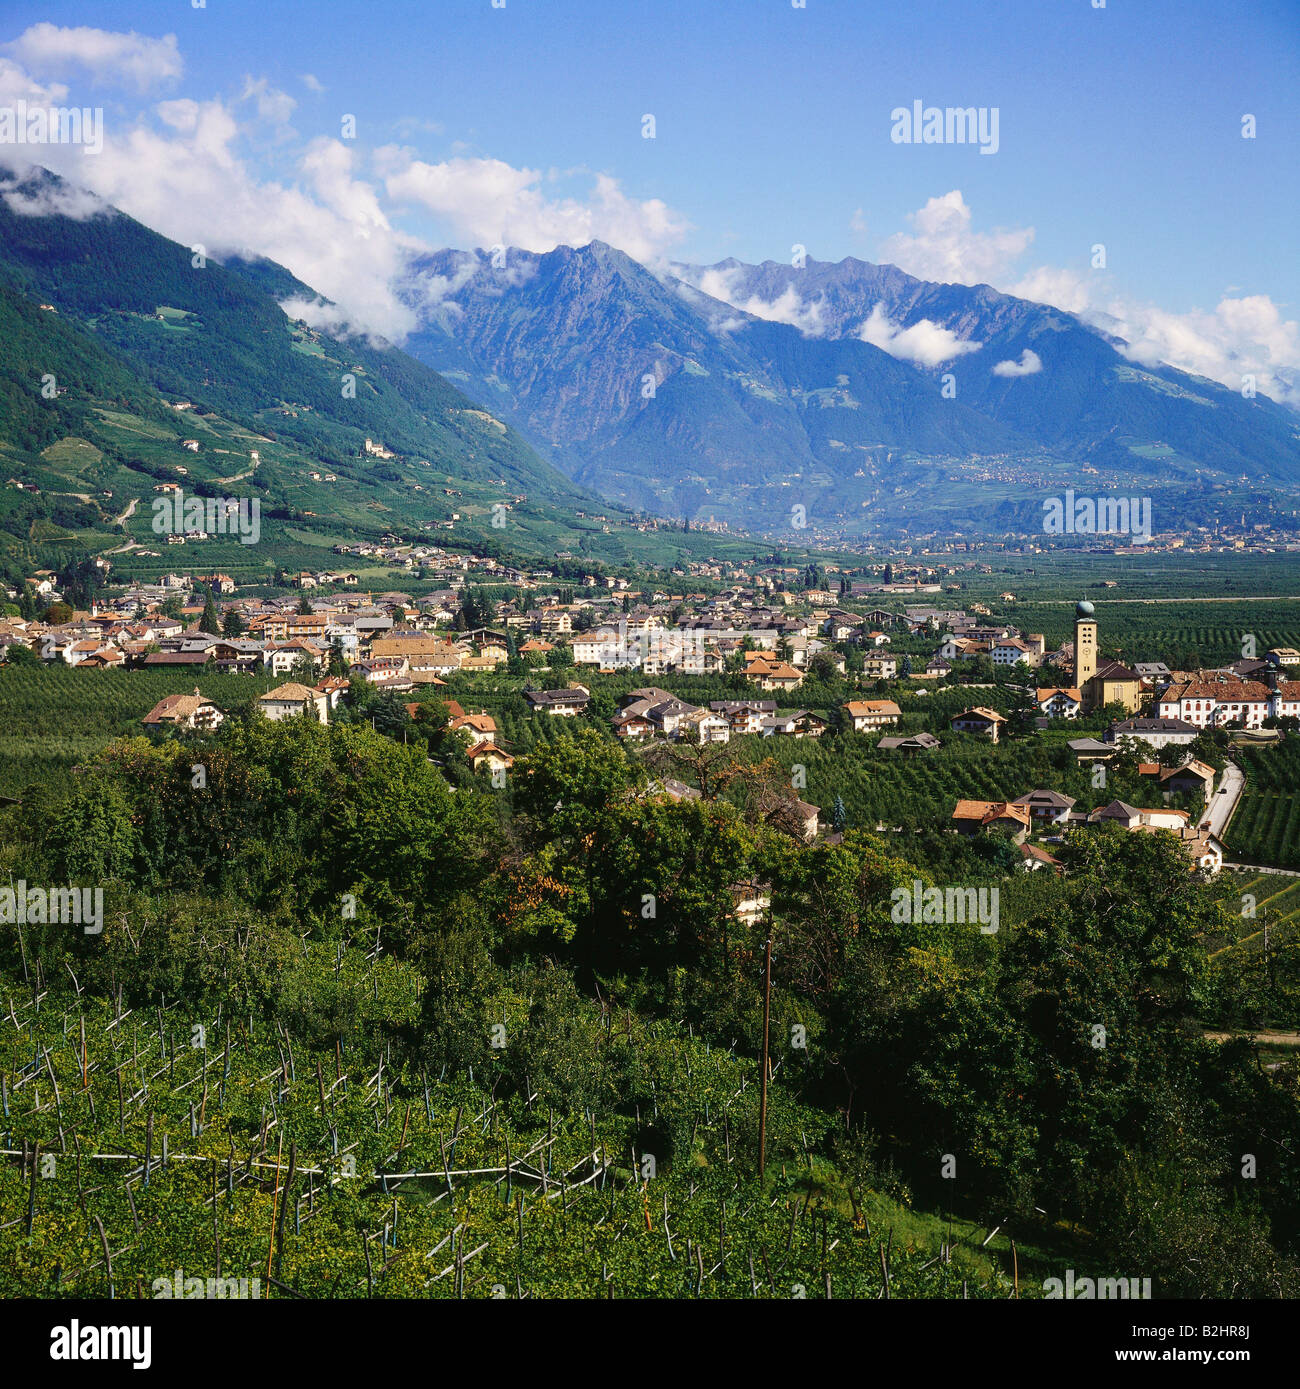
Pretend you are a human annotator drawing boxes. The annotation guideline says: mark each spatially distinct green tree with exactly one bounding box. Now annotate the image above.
[199,588,220,635]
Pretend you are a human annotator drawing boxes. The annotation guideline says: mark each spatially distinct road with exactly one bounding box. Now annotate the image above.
[1086,595,1300,605]
[1222,862,1300,878]
[114,496,138,526]
[1204,760,1244,841]
[1203,1029,1300,1049]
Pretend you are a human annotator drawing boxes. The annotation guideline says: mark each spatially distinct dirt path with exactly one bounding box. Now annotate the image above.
[215,459,260,485]
[1203,1029,1300,1048]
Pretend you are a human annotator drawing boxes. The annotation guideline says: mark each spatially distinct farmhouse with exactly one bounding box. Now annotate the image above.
[843,700,901,732]
[950,707,1006,742]
[876,731,941,753]
[258,682,329,722]
[950,799,1031,842]
[141,688,224,732]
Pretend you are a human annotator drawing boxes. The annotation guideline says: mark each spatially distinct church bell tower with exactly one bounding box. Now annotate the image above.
[1075,599,1098,704]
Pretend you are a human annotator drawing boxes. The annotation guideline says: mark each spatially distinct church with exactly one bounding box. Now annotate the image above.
[1074,601,1142,714]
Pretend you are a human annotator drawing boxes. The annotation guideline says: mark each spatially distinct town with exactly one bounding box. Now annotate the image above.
[6,548,1292,882]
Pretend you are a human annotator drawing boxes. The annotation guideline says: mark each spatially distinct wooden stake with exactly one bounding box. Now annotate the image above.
[758,931,773,1179]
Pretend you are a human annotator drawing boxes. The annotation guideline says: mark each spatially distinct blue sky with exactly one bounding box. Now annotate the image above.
[2,0,1298,396]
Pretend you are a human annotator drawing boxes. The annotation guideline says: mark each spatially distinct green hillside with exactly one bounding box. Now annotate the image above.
[0,166,804,583]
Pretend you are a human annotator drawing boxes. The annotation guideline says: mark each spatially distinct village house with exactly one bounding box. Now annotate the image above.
[951,707,1007,742]
[524,687,591,716]
[451,711,498,745]
[1107,716,1200,749]
[877,730,941,753]
[258,682,329,722]
[466,741,513,774]
[991,637,1040,668]
[1010,789,1077,825]
[710,700,775,736]
[862,652,899,680]
[843,700,901,732]
[1036,688,1082,719]
[1019,842,1064,872]
[950,799,1031,843]
[741,653,805,691]
[1155,678,1271,730]
[920,655,952,680]
[141,688,224,732]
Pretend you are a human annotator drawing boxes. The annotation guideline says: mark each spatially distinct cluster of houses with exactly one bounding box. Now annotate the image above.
[141,680,342,728]
[139,682,516,777]
[950,748,1223,874]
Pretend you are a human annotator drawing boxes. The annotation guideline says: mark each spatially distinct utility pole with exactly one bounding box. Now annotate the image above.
[758,928,773,1180]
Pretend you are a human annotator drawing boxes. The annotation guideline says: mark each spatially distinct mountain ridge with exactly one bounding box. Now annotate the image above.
[400,239,1300,534]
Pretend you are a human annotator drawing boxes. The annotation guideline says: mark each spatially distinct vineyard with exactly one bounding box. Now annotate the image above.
[1223,741,1300,871]
[0,666,263,798]
[0,698,1295,1302]
[722,731,1199,835]
[0,974,1019,1300]
[1204,871,1300,1029]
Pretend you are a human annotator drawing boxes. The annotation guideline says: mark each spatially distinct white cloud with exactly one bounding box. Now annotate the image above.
[879,190,1034,286]
[884,191,1300,406]
[993,349,1043,378]
[28,92,421,341]
[1010,265,1091,315]
[0,169,112,221]
[379,151,690,263]
[0,54,67,113]
[857,303,981,367]
[1103,295,1300,406]
[301,73,325,94]
[679,265,827,336]
[240,76,296,129]
[5,24,181,94]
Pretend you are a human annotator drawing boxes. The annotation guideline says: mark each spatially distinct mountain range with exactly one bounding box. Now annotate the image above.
[0,165,737,586]
[401,243,1300,537]
[3,161,1298,567]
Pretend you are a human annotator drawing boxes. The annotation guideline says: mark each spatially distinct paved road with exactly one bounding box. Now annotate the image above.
[1223,862,1300,878]
[1204,760,1244,840]
[1089,595,1300,605]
